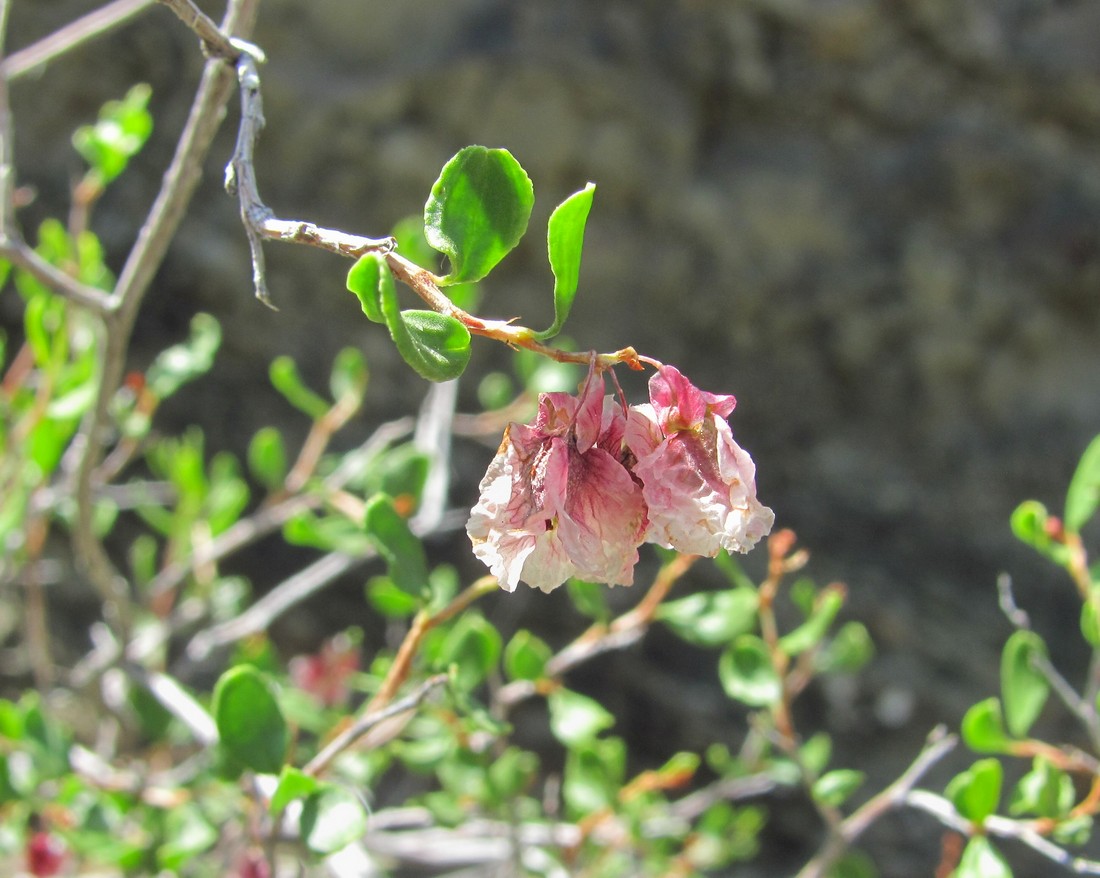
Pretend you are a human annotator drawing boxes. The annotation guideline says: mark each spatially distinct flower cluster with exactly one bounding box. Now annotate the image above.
[467,363,774,592]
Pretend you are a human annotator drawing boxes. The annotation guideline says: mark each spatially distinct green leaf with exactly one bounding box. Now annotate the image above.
[812,769,865,809]
[946,758,1002,825]
[817,621,875,673]
[72,83,153,183]
[392,309,472,383]
[146,313,221,400]
[778,586,845,656]
[1000,630,1050,738]
[269,356,329,420]
[363,493,429,595]
[1065,434,1100,533]
[346,253,386,323]
[391,214,482,311]
[1010,500,1070,566]
[269,765,320,815]
[536,183,595,340]
[434,612,502,691]
[488,747,539,801]
[1083,594,1100,648]
[961,698,1011,753]
[1009,757,1074,819]
[329,347,368,402]
[212,665,288,775]
[366,576,421,618]
[503,630,552,681]
[283,510,373,555]
[826,850,878,878]
[566,579,609,622]
[424,145,533,284]
[300,784,368,855]
[563,737,625,816]
[718,635,782,707]
[548,688,615,746]
[656,587,759,647]
[156,803,217,870]
[953,836,1012,878]
[247,426,287,491]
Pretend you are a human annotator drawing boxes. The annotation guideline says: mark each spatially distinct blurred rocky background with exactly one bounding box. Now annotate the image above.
[5,0,1100,874]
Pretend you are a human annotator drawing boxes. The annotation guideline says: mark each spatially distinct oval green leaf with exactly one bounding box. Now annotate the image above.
[503,629,552,682]
[300,784,368,855]
[536,183,595,340]
[954,836,1011,878]
[1065,434,1100,533]
[424,146,534,284]
[946,758,1002,825]
[960,697,1010,753]
[548,688,615,746]
[656,587,759,647]
[346,252,386,323]
[812,769,865,809]
[212,665,288,775]
[1000,630,1050,738]
[363,493,429,595]
[718,635,782,707]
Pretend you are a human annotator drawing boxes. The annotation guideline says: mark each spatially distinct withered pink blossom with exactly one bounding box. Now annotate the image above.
[467,368,647,592]
[625,364,773,557]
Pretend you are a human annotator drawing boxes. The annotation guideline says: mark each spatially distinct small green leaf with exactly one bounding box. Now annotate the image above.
[566,579,609,622]
[718,635,782,707]
[269,356,329,420]
[1065,434,1100,533]
[247,426,287,490]
[1010,500,1070,566]
[503,630,552,682]
[1009,757,1074,819]
[156,803,217,870]
[1084,594,1100,648]
[366,576,421,618]
[562,737,625,817]
[817,621,875,673]
[778,586,845,656]
[946,758,1002,825]
[329,347,368,402]
[363,493,429,595]
[300,784,368,855]
[346,253,386,323]
[1000,630,1050,738]
[536,183,595,340]
[954,836,1012,878]
[146,313,221,400]
[961,698,1011,753]
[434,612,502,691]
[424,146,534,284]
[212,665,288,775]
[488,747,539,801]
[656,587,759,647]
[825,850,878,878]
[269,765,320,815]
[548,688,615,746]
[390,309,472,382]
[72,83,153,183]
[812,769,865,808]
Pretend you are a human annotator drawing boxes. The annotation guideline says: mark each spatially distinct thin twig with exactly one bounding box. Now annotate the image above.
[906,789,1100,875]
[795,726,958,878]
[0,0,155,80]
[225,51,394,306]
[303,673,449,777]
[155,0,242,62]
[123,661,218,745]
[71,0,259,639]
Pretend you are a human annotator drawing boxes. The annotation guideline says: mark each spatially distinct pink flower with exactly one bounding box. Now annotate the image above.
[467,367,648,592]
[625,364,773,557]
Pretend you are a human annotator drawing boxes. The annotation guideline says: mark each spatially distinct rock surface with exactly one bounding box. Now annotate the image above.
[6,1,1100,873]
